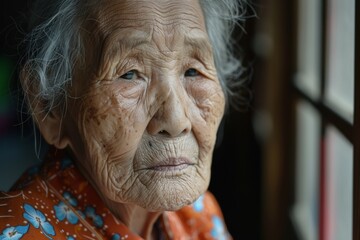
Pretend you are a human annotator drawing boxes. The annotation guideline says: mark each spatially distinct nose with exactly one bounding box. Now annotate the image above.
[147,89,192,138]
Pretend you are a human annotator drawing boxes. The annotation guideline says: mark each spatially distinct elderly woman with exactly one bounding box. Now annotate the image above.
[0,0,245,239]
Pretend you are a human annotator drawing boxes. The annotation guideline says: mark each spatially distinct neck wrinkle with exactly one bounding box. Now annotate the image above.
[104,199,163,240]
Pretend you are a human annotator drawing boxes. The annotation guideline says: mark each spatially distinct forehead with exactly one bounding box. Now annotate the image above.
[88,0,208,49]
[95,0,206,27]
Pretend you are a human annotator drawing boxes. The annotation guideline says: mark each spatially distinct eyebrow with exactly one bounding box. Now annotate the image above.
[96,34,150,77]
[102,37,150,60]
[183,35,214,58]
[99,32,213,71]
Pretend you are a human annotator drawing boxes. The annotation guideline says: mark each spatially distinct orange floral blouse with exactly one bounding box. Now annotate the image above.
[0,150,231,240]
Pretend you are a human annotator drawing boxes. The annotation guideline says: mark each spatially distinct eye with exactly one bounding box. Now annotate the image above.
[119,70,137,80]
[184,68,199,77]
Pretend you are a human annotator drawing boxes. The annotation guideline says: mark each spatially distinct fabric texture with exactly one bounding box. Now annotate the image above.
[0,149,231,240]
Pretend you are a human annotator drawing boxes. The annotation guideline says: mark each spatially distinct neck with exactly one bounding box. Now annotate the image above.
[104,199,163,240]
[69,150,163,239]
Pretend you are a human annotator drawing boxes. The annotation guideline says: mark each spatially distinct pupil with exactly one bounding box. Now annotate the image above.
[185,68,198,77]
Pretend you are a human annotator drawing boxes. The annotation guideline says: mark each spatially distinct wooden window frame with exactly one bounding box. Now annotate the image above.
[292,0,359,239]
[259,0,359,239]
[353,0,359,239]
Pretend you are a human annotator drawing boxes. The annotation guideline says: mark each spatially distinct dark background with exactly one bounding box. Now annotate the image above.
[0,2,263,239]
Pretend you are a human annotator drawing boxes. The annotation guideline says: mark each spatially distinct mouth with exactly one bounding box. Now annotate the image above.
[145,157,195,171]
[149,163,194,171]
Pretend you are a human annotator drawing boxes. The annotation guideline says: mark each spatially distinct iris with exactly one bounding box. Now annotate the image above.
[119,70,137,80]
[185,68,199,77]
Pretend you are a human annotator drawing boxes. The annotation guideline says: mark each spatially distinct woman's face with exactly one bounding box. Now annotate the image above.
[63,0,225,211]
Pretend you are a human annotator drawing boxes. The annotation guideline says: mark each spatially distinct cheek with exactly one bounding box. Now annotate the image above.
[189,80,225,122]
[74,87,148,161]
[187,80,225,160]
[69,87,150,199]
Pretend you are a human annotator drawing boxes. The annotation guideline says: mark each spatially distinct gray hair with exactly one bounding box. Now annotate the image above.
[21,0,249,113]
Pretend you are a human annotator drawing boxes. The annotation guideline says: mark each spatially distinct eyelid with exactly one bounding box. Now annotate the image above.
[117,69,149,83]
[119,70,136,80]
[113,56,142,77]
[184,68,199,77]
[185,62,218,82]
[183,60,208,76]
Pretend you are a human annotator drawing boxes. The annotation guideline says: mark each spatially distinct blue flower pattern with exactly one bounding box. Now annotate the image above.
[23,204,55,239]
[54,202,79,224]
[1,153,231,239]
[54,192,79,224]
[193,195,205,212]
[111,233,121,240]
[63,192,77,207]
[84,206,104,228]
[60,157,73,169]
[210,216,228,240]
[0,225,29,240]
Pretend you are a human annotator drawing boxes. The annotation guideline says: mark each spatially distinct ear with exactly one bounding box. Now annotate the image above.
[21,71,70,149]
[35,110,69,149]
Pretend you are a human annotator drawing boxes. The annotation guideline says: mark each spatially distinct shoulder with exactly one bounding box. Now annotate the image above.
[165,191,232,240]
[0,155,73,240]
[0,176,61,240]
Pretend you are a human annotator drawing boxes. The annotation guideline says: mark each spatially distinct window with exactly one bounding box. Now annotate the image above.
[256,0,359,239]
[292,0,358,239]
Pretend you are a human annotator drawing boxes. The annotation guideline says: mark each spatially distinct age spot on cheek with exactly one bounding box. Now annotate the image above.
[148,141,152,148]
[110,94,118,105]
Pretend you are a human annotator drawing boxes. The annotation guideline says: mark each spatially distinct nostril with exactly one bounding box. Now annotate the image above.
[159,130,168,135]
[182,128,190,134]
[160,128,190,137]
[158,129,188,137]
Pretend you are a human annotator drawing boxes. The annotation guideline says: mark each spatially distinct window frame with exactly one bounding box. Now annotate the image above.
[258,0,358,238]
[353,1,360,239]
[291,0,359,239]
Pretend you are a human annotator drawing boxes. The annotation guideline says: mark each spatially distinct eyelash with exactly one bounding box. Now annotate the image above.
[184,68,200,77]
[118,70,139,80]
[117,67,202,81]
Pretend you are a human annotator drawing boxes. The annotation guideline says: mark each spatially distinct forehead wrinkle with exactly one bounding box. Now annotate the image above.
[95,0,206,33]
[98,28,208,64]
[102,31,151,60]
[88,0,210,77]
[139,3,205,28]
[99,0,205,20]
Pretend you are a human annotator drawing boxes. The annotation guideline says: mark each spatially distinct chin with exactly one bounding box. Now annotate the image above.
[138,176,209,212]
[143,193,199,212]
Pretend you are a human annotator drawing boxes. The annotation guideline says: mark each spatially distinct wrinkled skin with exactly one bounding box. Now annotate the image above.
[56,0,225,238]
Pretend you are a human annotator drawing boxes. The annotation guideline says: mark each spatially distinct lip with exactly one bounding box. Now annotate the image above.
[146,157,195,171]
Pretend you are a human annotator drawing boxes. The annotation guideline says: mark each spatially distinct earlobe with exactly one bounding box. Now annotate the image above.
[36,110,69,149]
